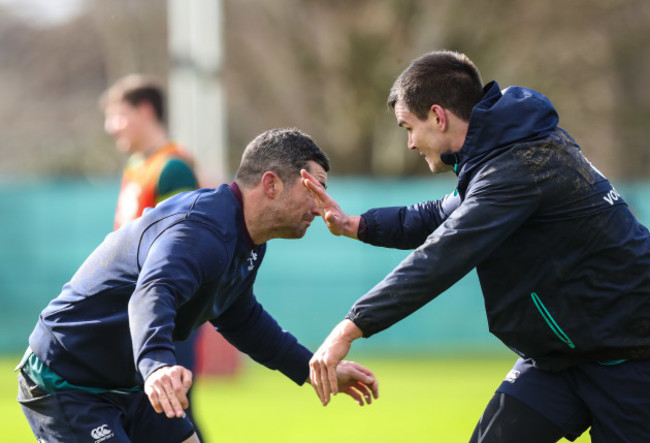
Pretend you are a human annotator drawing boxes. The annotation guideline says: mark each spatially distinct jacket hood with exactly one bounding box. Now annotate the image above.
[441,81,559,172]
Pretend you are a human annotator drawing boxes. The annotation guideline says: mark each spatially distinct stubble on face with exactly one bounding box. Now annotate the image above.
[271,161,327,240]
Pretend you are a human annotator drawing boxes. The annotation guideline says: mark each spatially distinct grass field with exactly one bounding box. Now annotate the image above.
[1,354,590,442]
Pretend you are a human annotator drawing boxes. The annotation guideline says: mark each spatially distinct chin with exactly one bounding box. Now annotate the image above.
[116,142,133,154]
[280,228,307,240]
[430,161,452,174]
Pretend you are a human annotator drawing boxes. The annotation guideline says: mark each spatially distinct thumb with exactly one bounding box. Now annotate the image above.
[181,369,193,390]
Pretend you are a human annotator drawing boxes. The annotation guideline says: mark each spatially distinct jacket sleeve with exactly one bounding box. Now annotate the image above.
[347,167,540,337]
[211,293,312,385]
[361,192,461,249]
[128,221,227,383]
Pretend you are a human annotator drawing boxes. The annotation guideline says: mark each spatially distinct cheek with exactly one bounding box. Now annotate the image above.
[296,197,310,214]
[296,188,312,208]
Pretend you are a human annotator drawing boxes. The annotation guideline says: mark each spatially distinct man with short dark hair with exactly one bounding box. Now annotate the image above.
[17,128,379,443]
[305,50,650,442]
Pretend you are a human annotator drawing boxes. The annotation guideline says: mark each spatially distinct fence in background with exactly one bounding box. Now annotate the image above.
[2,177,649,356]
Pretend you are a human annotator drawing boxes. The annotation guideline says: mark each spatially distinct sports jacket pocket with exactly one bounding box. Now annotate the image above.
[530,292,576,349]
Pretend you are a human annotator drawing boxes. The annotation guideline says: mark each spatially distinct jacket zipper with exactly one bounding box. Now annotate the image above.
[530,292,576,349]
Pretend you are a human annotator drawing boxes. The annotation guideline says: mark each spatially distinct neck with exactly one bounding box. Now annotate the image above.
[238,183,270,246]
[138,126,169,157]
[447,114,470,153]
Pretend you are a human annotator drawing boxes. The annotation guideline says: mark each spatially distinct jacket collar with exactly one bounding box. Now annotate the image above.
[229,181,256,249]
[441,80,559,178]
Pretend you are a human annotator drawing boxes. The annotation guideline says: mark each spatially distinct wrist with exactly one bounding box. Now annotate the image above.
[343,216,361,240]
[333,319,363,343]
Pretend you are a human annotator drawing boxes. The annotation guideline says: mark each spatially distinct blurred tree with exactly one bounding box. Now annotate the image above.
[0,8,111,176]
[90,0,168,81]
[0,0,647,179]
[606,0,650,177]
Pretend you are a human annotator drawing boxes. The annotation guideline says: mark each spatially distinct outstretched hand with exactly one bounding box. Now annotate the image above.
[309,319,365,406]
[301,169,360,239]
[144,365,193,418]
[329,360,379,406]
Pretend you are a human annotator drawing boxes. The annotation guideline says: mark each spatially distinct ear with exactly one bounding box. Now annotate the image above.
[260,171,283,199]
[430,105,448,131]
[136,101,156,120]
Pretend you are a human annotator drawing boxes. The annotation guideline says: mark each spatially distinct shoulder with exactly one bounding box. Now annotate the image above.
[157,158,198,200]
[160,157,196,180]
[185,186,242,239]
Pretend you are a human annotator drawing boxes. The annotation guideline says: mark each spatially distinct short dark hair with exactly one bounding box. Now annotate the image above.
[387,50,484,121]
[100,74,166,123]
[235,128,330,188]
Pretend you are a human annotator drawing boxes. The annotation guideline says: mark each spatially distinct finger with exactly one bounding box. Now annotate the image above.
[354,381,373,404]
[319,363,333,405]
[300,170,319,192]
[323,211,338,225]
[327,362,339,396]
[301,173,329,200]
[370,376,379,399]
[166,387,185,418]
[156,376,184,418]
[309,360,326,405]
[300,169,320,187]
[147,390,163,414]
[181,368,193,389]
[358,367,380,400]
[300,169,312,180]
[171,375,190,411]
[302,180,328,213]
[348,362,379,399]
[304,180,328,204]
[154,384,176,418]
[343,386,365,406]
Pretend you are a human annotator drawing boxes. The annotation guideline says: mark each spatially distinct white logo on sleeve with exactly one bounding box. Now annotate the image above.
[247,251,258,271]
[504,369,520,383]
[91,424,114,442]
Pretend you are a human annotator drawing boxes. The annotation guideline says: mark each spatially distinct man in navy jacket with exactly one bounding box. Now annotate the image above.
[17,128,378,443]
[305,51,650,442]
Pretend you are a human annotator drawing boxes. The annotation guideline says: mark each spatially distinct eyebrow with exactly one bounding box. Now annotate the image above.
[397,119,406,128]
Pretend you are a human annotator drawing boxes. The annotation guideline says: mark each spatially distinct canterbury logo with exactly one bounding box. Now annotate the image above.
[91,424,114,442]
[504,369,520,383]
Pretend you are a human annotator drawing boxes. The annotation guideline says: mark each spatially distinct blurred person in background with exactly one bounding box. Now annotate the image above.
[305,50,650,442]
[16,128,378,443]
[101,74,197,232]
[101,74,205,440]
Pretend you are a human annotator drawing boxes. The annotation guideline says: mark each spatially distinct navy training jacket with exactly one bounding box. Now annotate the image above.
[29,184,311,389]
[349,81,650,370]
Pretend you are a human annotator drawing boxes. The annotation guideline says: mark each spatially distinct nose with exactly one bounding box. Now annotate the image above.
[407,133,417,151]
[310,203,322,217]
[307,195,322,217]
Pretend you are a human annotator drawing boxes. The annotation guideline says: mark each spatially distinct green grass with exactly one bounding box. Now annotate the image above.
[2,355,590,442]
